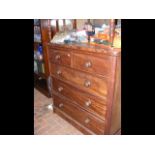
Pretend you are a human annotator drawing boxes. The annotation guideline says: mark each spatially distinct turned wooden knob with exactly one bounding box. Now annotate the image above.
[84,118,90,124]
[58,86,63,92]
[84,80,91,87]
[85,61,92,68]
[56,70,62,75]
[59,103,63,108]
[55,55,61,60]
[67,53,71,57]
[85,100,92,107]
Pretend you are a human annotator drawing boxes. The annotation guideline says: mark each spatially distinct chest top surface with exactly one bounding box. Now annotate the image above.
[47,43,121,57]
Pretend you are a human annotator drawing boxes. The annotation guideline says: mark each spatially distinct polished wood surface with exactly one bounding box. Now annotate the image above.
[52,78,107,120]
[49,49,71,67]
[34,20,52,97]
[48,43,121,56]
[109,55,121,134]
[53,94,105,134]
[48,42,121,135]
[40,19,51,77]
[50,63,108,98]
[72,53,112,76]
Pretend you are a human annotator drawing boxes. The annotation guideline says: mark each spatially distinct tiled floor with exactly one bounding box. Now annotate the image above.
[34,88,83,135]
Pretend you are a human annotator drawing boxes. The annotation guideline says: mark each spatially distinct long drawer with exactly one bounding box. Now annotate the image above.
[53,94,105,134]
[50,63,108,99]
[52,77,107,120]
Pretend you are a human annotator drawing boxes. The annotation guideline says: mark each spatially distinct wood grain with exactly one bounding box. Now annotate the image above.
[72,53,112,76]
[49,49,71,67]
[52,77,107,120]
[53,94,105,134]
[50,63,108,98]
[48,42,121,135]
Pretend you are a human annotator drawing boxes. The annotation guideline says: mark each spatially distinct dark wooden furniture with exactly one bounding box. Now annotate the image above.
[47,42,121,135]
[34,19,51,97]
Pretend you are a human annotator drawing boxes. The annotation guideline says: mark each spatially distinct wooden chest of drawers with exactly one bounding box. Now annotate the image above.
[47,43,121,135]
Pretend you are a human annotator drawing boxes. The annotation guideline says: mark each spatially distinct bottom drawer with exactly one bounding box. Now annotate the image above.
[53,94,105,134]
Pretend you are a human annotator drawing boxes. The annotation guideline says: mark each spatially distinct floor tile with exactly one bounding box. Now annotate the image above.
[34,88,83,135]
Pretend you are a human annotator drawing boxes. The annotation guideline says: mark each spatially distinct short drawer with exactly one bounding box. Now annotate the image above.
[50,64,108,99]
[72,53,112,76]
[52,78,107,120]
[49,49,71,66]
[53,94,105,134]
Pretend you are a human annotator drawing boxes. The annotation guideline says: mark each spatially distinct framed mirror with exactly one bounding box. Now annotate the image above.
[58,19,64,32]
[65,19,74,31]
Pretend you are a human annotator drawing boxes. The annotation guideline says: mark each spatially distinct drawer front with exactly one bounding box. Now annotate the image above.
[53,78,107,120]
[53,94,105,134]
[72,53,112,76]
[49,49,71,66]
[50,64,108,98]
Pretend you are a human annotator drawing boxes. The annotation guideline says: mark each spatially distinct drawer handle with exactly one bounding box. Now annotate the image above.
[59,103,63,108]
[85,100,92,107]
[56,70,62,75]
[58,86,63,92]
[67,53,71,57]
[55,55,61,60]
[84,80,91,87]
[84,118,90,124]
[85,61,92,68]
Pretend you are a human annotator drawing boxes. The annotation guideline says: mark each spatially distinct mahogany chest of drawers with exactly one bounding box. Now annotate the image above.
[47,43,121,135]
